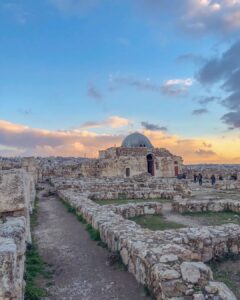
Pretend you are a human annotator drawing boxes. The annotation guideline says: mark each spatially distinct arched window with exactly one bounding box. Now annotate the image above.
[126,168,130,177]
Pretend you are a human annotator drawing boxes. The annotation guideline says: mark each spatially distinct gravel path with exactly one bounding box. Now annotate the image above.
[34,185,149,300]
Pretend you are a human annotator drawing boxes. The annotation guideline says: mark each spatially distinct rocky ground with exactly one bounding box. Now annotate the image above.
[34,185,149,300]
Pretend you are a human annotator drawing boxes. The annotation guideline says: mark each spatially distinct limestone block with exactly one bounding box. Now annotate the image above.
[0,217,27,300]
[0,169,28,213]
[0,237,17,299]
[207,282,237,300]
[180,262,212,284]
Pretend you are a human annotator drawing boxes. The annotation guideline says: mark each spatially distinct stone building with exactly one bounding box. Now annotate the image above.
[92,132,183,178]
[38,132,183,179]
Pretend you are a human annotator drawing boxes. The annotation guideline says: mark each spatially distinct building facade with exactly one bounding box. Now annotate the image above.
[95,132,183,178]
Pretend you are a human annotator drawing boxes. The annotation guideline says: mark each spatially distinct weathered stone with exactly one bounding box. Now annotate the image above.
[57,186,239,300]
[207,282,237,300]
[193,293,205,300]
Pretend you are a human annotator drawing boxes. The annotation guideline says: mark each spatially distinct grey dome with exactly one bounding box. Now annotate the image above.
[121,132,153,148]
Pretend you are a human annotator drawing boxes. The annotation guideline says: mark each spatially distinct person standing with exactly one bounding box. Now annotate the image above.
[211,174,216,185]
[194,174,197,183]
[198,173,203,186]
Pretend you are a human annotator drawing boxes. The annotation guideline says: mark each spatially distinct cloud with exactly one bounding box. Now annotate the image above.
[141,121,167,131]
[221,111,240,129]
[81,116,130,129]
[18,108,33,116]
[143,130,224,163]
[0,119,123,157]
[49,0,99,15]
[196,96,220,105]
[109,75,193,96]
[0,119,239,163]
[87,84,103,101]
[198,39,240,128]
[203,142,212,148]
[162,78,193,96]
[195,149,217,157]
[139,0,240,35]
[192,108,209,115]
[176,53,206,65]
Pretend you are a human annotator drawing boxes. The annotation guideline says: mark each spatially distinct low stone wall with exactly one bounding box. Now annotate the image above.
[215,180,240,190]
[104,202,162,219]
[52,176,190,201]
[173,199,240,214]
[0,169,36,300]
[57,187,238,300]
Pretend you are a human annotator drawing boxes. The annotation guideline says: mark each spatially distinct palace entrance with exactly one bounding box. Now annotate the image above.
[147,154,154,176]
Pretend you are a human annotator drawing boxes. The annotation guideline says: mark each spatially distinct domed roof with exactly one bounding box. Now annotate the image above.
[121,132,153,148]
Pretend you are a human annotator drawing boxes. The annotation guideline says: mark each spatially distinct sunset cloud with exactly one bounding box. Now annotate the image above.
[0,119,239,163]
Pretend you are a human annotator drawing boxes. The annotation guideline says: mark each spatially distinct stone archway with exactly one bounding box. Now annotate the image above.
[147,154,155,176]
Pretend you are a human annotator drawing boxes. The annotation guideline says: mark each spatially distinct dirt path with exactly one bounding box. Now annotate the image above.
[34,185,148,300]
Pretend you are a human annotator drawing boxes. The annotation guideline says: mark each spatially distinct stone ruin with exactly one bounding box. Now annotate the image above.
[173,198,240,214]
[54,176,238,300]
[0,154,240,299]
[0,169,36,300]
[52,176,191,201]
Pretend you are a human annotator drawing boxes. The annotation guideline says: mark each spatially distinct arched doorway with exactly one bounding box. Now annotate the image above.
[147,154,155,176]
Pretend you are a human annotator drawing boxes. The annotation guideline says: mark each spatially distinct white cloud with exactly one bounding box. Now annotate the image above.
[81,116,131,129]
[109,75,194,96]
[162,78,194,95]
[140,0,240,35]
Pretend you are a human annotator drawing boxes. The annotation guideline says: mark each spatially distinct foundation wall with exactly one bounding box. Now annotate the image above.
[57,186,238,300]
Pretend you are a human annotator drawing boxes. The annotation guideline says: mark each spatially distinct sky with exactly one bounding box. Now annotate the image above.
[0,0,240,163]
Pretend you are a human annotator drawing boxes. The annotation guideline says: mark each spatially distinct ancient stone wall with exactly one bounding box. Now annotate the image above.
[104,202,162,219]
[56,185,238,300]
[97,147,183,178]
[173,198,240,214]
[0,169,36,300]
[52,176,191,200]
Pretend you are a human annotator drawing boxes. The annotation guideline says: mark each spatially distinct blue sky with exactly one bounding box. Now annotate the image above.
[0,0,240,162]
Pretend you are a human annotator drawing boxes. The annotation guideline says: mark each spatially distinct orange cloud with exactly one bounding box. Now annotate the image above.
[0,119,239,164]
